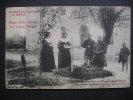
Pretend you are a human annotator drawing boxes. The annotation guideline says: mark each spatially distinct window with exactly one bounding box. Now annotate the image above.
[80,25,89,46]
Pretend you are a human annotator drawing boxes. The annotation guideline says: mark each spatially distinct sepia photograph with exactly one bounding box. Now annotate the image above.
[5,6,131,89]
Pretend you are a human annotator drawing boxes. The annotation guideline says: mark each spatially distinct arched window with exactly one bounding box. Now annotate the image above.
[79,25,89,46]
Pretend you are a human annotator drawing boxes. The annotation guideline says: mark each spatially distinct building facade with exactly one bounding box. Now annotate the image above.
[26,7,131,61]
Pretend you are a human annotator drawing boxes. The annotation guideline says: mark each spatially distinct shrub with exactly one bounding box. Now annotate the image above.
[55,66,113,80]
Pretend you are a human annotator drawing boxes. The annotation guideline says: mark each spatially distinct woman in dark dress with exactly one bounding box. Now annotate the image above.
[58,33,71,68]
[40,32,55,72]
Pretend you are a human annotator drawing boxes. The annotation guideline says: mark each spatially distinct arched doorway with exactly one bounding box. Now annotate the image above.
[79,25,89,46]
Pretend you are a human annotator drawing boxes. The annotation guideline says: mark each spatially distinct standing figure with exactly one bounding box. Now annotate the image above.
[119,42,130,71]
[40,32,55,72]
[82,34,95,66]
[58,33,71,68]
[21,53,28,84]
[92,36,106,68]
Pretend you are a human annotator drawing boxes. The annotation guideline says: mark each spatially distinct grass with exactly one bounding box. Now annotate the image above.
[8,77,60,87]
[6,59,61,88]
[6,59,113,88]
[6,60,22,69]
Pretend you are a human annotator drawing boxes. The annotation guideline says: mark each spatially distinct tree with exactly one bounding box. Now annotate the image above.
[71,6,130,49]
[70,6,130,68]
[89,7,130,49]
[36,7,62,80]
[37,7,61,45]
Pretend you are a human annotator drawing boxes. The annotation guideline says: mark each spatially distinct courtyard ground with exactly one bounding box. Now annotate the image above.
[5,51,130,89]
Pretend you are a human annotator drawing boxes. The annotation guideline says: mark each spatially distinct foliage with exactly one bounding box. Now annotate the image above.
[6,35,26,49]
[6,59,60,87]
[37,7,62,45]
[89,7,130,46]
[36,7,62,76]
[71,6,130,48]
[54,66,113,80]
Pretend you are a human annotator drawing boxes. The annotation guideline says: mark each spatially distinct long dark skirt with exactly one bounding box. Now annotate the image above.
[40,41,55,72]
[58,49,71,68]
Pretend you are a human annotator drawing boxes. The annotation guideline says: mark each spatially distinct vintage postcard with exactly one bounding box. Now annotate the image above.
[5,6,131,89]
